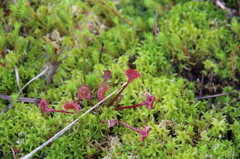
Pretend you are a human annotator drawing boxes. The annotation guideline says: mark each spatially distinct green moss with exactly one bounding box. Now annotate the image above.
[0,0,240,158]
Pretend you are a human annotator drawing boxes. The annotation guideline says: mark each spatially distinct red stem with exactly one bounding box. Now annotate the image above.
[117,120,140,133]
[52,110,73,114]
[108,83,128,107]
[115,103,144,111]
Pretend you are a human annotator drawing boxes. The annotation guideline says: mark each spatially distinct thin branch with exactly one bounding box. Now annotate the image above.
[46,55,69,91]
[111,151,123,159]
[98,0,131,25]
[0,94,41,115]
[215,0,227,10]
[18,67,49,96]
[15,67,21,90]
[0,94,41,103]
[195,92,233,100]
[0,0,8,7]
[10,146,17,159]
[20,83,127,159]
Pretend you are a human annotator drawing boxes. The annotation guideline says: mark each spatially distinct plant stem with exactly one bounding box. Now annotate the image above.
[52,110,73,114]
[117,120,140,133]
[108,83,128,107]
[115,103,144,111]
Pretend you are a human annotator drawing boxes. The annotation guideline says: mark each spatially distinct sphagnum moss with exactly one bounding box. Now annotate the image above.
[0,0,240,158]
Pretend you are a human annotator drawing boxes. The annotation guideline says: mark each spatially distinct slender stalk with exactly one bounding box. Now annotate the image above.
[117,120,140,133]
[115,103,144,111]
[107,83,128,107]
[195,92,233,100]
[52,110,73,114]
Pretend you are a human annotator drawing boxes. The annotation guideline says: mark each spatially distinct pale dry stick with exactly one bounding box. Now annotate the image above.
[215,0,227,10]
[15,67,21,90]
[0,67,49,114]
[10,146,17,159]
[17,67,49,96]
[21,83,127,159]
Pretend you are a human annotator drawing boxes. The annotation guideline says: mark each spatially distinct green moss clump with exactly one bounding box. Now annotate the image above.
[0,0,240,158]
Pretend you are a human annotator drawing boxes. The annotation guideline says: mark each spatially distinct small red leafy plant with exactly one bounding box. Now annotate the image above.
[39,99,73,116]
[39,69,154,141]
[100,119,151,141]
[77,85,92,100]
[63,102,81,113]
[115,93,155,111]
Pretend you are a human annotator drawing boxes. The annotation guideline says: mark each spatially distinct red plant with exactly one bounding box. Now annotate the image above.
[108,69,141,106]
[115,94,155,110]
[63,102,81,112]
[77,85,92,100]
[101,119,151,141]
[97,84,110,101]
[97,70,111,101]
[102,70,111,83]
[39,99,73,116]
[125,69,141,84]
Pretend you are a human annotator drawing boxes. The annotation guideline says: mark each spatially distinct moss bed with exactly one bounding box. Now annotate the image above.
[0,0,240,158]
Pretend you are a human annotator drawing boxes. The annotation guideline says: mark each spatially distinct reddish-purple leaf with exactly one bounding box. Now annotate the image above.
[108,119,117,127]
[144,94,155,110]
[77,85,92,100]
[97,71,111,101]
[139,126,151,141]
[39,99,73,116]
[64,102,81,112]
[108,69,141,107]
[125,69,141,83]
[39,99,54,116]
[97,84,110,101]
[103,70,111,82]
[99,119,117,127]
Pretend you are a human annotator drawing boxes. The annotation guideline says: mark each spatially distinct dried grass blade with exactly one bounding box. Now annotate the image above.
[46,55,69,90]
[17,67,49,96]
[15,67,21,90]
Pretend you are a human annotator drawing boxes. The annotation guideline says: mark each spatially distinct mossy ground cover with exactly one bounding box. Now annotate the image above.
[0,0,240,158]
